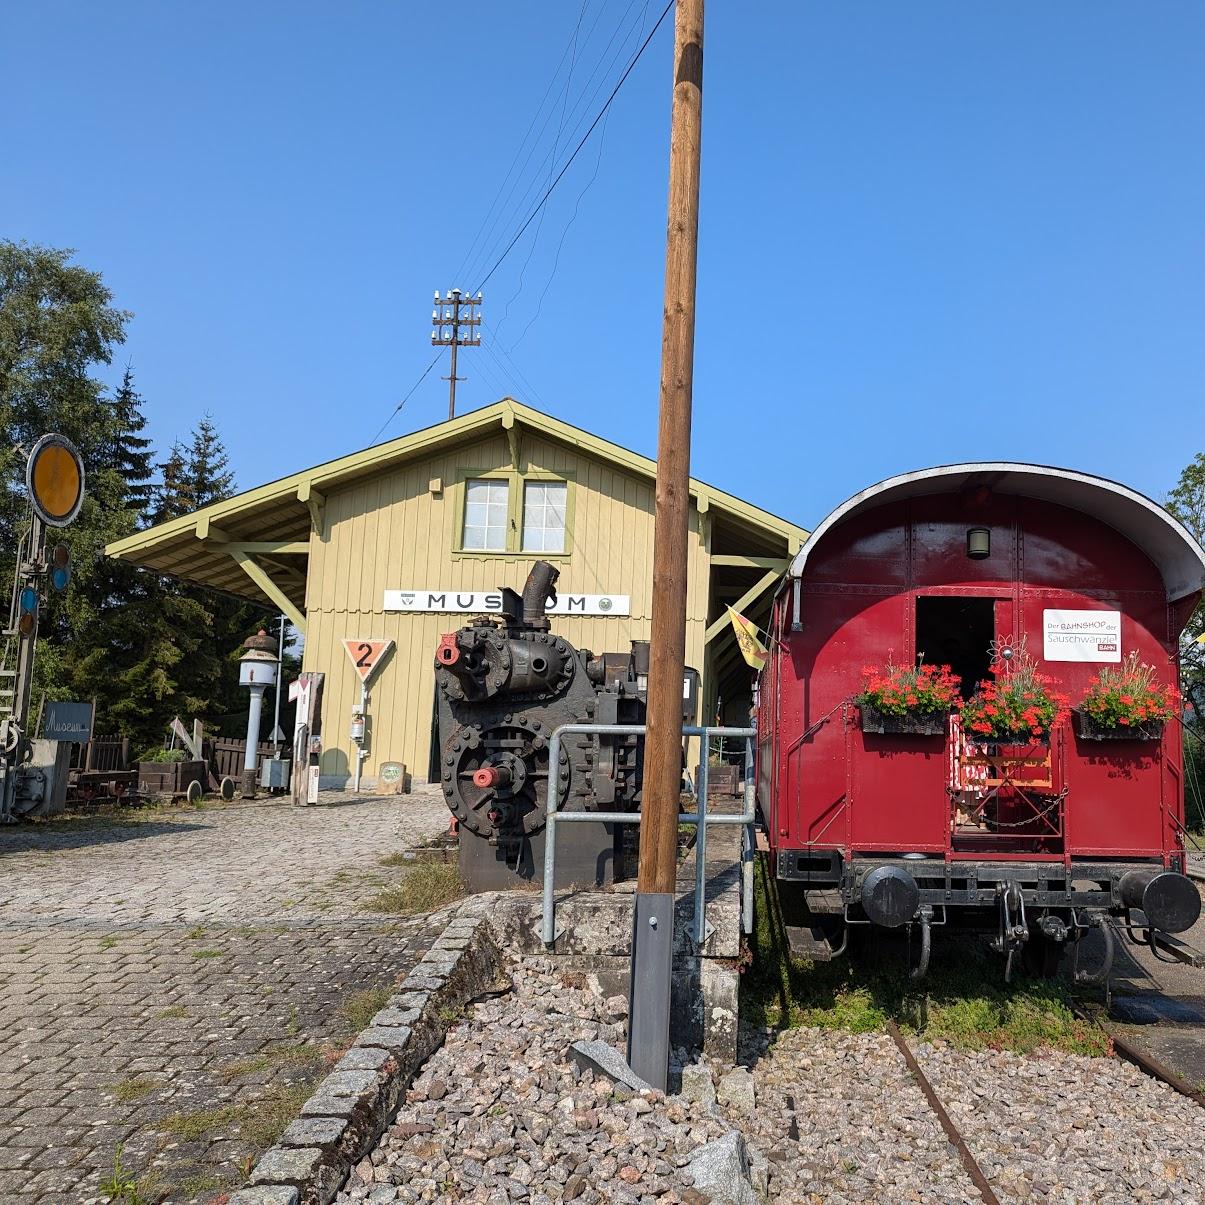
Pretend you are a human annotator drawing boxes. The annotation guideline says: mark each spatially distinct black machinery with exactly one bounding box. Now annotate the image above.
[433,561,647,891]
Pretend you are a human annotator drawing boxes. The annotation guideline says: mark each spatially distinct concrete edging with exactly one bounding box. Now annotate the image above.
[227,902,500,1205]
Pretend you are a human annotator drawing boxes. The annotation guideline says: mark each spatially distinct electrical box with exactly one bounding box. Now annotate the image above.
[259,757,291,790]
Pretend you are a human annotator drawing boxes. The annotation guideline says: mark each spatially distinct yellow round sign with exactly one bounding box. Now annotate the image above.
[26,434,85,527]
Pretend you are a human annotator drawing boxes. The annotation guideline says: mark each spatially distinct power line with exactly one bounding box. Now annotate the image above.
[512,4,652,349]
[495,0,592,335]
[467,0,653,294]
[452,1,606,288]
[370,348,446,444]
[469,0,673,297]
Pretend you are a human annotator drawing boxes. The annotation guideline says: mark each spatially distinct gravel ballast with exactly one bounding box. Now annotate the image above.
[336,953,1205,1203]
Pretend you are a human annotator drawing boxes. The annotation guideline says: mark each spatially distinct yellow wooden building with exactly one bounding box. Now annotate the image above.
[106,400,805,787]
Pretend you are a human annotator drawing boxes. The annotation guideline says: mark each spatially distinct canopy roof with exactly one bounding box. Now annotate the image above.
[107,399,804,629]
[787,462,1205,602]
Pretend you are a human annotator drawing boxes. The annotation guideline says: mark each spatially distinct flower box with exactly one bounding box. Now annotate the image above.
[1075,711,1163,742]
[860,705,948,736]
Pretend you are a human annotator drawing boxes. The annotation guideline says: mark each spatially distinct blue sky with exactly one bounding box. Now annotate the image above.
[3,2,1204,528]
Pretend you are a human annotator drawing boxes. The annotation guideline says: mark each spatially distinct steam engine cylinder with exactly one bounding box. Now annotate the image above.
[433,561,645,891]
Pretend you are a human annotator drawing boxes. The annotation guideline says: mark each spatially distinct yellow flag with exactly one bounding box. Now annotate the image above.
[727,606,768,670]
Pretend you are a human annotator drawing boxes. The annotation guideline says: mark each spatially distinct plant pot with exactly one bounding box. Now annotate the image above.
[859,706,948,736]
[137,760,207,797]
[1075,711,1163,742]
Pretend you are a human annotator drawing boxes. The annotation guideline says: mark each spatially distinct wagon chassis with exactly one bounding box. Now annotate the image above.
[779,850,1194,980]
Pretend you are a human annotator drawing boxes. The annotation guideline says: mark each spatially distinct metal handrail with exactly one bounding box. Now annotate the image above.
[541,723,757,947]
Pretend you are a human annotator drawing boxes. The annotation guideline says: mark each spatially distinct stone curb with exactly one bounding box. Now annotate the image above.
[227,902,500,1205]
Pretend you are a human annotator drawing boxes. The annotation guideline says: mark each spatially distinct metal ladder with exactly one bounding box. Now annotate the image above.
[0,641,14,822]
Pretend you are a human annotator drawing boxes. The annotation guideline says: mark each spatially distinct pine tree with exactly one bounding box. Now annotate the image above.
[148,441,190,526]
[185,415,235,510]
[106,367,155,522]
[171,415,269,735]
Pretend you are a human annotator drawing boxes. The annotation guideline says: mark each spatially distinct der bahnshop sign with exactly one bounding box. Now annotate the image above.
[384,589,630,617]
[1043,609,1121,663]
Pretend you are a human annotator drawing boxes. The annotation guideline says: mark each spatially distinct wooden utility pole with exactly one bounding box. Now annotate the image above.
[627,0,704,1093]
[639,0,704,895]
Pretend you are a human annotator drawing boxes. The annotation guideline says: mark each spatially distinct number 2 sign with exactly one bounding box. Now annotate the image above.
[341,638,394,684]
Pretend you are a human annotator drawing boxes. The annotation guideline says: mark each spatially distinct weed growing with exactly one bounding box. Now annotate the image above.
[742,854,1108,1057]
[161,1080,314,1150]
[341,986,390,1035]
[361,862,464,915]
[218,1043,324,1082]
[109,1076,157,1103]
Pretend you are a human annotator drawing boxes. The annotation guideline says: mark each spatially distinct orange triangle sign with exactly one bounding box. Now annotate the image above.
[342,638,394,683]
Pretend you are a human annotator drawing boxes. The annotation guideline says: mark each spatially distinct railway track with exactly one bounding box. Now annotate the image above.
[885,982,1205,1205]
[885,1020,1001,1205]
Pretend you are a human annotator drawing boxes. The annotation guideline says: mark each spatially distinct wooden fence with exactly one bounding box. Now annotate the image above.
[207,737,279,785]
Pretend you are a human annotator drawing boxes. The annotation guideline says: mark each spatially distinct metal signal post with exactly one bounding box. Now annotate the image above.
[432,289,482,419]
[1,434,85,822]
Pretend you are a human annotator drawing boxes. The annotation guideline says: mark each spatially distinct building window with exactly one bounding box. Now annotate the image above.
[462,478,509,551]
[522,480,567,552]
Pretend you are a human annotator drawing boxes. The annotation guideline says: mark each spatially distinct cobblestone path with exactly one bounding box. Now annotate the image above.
[0,791,452,1203]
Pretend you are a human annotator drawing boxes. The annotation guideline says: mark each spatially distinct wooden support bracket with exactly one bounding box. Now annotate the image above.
[502,406,523,472]
[704,569,779,644]
[710,555,789,571]
[195,515,230,542]
[297,481,325,536]
[229,550,307,634]
[227,540,310,556]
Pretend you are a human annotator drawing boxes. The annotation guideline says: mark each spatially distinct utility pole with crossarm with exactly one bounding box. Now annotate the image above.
[432,289,482,419]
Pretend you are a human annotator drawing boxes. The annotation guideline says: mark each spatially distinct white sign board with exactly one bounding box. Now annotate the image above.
[384,589,630,617]
[1043,609,1121,663]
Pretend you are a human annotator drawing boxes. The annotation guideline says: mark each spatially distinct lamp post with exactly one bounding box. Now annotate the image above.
[239,630,279,798]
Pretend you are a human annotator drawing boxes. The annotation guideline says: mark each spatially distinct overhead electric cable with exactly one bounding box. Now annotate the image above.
[370,348,446,444]
[496,0,593,335]
[452,0,604,287]
[469,0,673,297]
[466,0,652,291]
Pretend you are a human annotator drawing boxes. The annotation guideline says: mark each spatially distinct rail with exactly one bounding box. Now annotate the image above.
[541,724,758,948]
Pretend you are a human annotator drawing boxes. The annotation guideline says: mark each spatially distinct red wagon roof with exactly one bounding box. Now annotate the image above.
[787,462,1205,602]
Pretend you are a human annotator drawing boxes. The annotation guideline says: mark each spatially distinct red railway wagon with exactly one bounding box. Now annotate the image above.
[757,463,1205,978]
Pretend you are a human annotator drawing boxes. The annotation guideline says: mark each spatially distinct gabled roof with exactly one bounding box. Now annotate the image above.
[106,399,805,614]
[787,462,1205,602]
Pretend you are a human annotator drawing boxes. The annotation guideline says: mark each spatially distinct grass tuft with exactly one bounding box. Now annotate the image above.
[109,1076,158,1103]
[743,853,1109,1057]
[161,1081,314,1150]
[361,862,464,915]
[218,1043,324,1082]
[154,1006,188,1020]
[192,948,223,960]
[341,987,390,1035]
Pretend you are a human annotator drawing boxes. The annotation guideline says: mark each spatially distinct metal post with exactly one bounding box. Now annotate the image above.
[693,755,709,945]
[272,615,285,751]
[242,686,265,798]
[353,681,367,794]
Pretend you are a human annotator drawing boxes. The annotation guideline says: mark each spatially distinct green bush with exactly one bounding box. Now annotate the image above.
[136,747,189,764]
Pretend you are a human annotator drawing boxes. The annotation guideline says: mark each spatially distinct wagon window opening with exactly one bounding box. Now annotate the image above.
[915,597,996,700]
